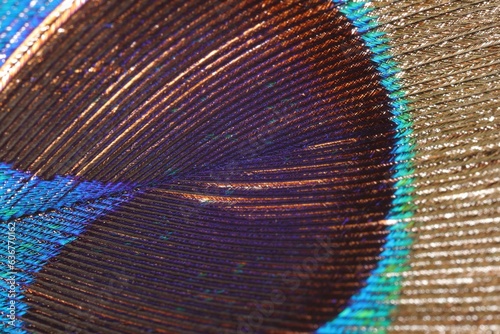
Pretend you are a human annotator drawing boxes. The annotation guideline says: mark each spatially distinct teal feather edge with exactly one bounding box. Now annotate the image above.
[317,1,416,333]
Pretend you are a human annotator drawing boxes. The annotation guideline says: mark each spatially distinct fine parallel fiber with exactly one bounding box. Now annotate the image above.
[0,0,405,333]
[373,0,500,333]
[0,0,63,67]
[1,0,497,333]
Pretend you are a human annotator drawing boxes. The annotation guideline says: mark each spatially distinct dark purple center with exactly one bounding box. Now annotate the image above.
[0,0,395,332]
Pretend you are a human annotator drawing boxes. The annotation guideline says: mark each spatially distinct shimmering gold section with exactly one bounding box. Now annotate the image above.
[0,0,87,91]
[373,1,500,332]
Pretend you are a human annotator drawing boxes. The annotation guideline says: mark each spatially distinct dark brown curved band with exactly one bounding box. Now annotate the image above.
[0,0,395,332]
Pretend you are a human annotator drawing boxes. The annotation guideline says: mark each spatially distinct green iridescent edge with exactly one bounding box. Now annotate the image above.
[318,1,416,333]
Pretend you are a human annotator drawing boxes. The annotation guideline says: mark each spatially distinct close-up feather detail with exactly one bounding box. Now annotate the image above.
[0,0,498,333]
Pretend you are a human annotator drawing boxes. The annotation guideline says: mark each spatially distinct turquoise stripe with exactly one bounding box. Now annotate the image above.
[0,164,132,332]
[317,1,416,333]
[0,0,63,65]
